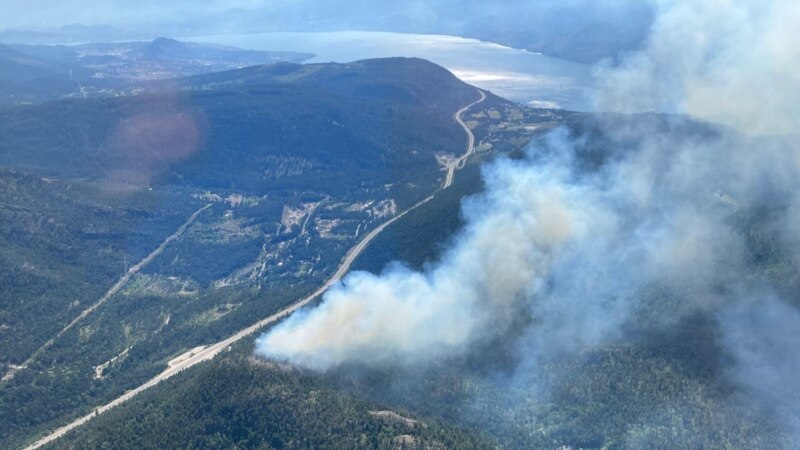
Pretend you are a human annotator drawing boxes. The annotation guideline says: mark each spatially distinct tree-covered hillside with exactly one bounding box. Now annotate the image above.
[40,114,800,450]
[47,348,493,450]
[0,58,479,194]
[0,57,538,449]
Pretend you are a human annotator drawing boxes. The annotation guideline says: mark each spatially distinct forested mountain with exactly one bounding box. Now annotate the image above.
[0,57,547,449]
[7,54,794,450]
[0,44,88,84]
[0,44,94,104]
[48,350,493,450]
[46,114,800,449]
[2,2,797,449]
[0,58,477,192]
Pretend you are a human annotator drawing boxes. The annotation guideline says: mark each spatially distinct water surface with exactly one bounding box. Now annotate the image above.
[183,31,595,111]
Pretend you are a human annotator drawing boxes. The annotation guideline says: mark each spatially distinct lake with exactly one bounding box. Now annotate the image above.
[182,31,595,111]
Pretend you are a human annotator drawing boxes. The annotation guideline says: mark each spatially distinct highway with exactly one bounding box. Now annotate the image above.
[21,195,435,450]
[443,89,486,189]
[21,89,485,450]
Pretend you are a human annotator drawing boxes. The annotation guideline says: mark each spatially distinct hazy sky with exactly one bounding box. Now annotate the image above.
[0,0,259,29]
[1,0,652,32]
[2,0,655,67]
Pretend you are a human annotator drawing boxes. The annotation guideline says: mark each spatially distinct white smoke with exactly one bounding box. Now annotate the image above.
[593,3,800,439]
[257,151,602,369]
[720,297,800,437]
[258,122,798,373]
[595,0,800,136]
[257,0,800,412]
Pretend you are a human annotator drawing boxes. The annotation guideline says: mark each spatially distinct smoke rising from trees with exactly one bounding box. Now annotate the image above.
[257,0,800,439]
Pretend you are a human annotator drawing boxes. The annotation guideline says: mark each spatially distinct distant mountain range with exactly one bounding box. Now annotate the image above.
[11,37,313,76]
[0,37,313,104]
[0,1,653,64]
[0,24,133,45]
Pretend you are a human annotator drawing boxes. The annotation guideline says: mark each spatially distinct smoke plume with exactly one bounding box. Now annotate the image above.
[257,4,800,442]
[595,0,800,136]
[258,150,599,369]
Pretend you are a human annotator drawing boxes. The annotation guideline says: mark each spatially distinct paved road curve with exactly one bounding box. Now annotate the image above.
[443,89,486,189]
[21,89,485,450]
